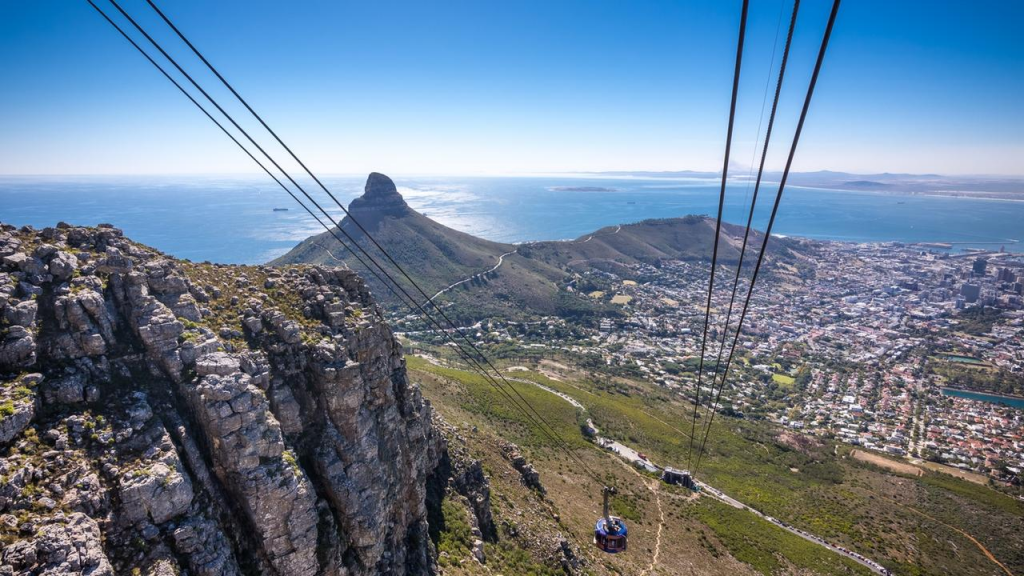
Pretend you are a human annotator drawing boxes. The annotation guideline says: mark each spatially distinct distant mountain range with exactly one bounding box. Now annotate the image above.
[274,173,802,323]
[589,170,1024,198]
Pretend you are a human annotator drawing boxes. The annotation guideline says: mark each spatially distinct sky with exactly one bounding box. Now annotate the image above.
[0,0,1021,177]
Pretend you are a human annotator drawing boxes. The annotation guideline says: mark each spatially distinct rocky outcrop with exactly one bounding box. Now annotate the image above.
[348,172,412,218]
[500,440,546,495]
[428,420,496,544]
[1,513,114,576]
[0,222,444,575]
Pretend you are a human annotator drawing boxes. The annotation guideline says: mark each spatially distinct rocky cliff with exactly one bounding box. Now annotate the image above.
[0,222,448,575]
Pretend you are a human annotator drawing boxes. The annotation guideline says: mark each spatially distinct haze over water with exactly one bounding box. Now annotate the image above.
[2,175,1022,264]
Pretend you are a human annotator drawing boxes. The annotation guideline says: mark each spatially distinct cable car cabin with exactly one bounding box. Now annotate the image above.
[594,486,628,553]
[594,516,628,553]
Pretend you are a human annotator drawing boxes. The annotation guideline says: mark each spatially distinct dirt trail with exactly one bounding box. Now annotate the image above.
[611,456,664,575]
[898,502,1013,576]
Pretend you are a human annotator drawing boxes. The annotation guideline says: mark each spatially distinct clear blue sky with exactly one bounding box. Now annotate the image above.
[1,0,1021,176]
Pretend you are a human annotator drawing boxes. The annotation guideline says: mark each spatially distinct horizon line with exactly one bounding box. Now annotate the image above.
[2,170,1024,180]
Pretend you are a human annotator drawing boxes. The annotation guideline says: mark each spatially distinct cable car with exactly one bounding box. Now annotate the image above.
[594,486,628,553]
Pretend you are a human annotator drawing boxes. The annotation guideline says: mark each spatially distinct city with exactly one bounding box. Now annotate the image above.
[403,239,1024,490]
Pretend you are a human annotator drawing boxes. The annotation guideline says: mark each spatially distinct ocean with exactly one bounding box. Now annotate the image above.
[2,174,1022,264]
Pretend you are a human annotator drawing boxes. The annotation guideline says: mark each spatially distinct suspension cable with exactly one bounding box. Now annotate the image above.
[83,0,375,319]
[694,0,842,476]
[686,0,750,472]
[699,0,800,457]
[138,0,603,481]
[739,0,787,216]
[93,0,602,482]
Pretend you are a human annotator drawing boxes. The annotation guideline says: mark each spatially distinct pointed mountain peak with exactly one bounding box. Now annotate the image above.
[349,172,411,217]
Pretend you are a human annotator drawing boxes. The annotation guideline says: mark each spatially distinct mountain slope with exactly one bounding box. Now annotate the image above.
[274,173,798,323]
[276,173,517,297]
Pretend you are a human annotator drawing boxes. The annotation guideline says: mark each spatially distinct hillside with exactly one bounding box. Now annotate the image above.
[274,173,800,323]
[407,352,1024,576]
[276,173,519,297]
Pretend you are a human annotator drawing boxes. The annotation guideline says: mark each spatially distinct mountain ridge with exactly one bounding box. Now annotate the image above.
[274,173,798,322]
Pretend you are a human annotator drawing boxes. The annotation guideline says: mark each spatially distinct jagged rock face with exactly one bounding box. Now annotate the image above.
[347,172,412,218]
[427,420,496,544]
[0,222,443,575]
[500,440,546,495]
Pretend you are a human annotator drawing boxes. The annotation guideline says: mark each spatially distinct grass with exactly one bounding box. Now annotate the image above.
[521,364,1024,575]
[406,356,588,451]
[919,472,1022,516]
[434,483,563,575]
[690,498,871,575]
[486,541,563,576]
[772,373,796,386]
[411,358,1024,575]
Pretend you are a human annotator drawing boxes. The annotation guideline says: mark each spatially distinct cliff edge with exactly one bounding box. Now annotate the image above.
[0,222,447,575]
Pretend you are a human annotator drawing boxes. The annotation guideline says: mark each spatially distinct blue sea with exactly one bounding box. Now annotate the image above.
[2,174,1022,264]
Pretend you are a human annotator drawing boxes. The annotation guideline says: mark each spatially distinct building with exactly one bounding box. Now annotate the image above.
[997,267,1016,283]
[661,467,696,489]
[973,257,988,276]
[961,282,981,303]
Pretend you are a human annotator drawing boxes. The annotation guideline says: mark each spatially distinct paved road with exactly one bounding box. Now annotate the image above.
[506,369,891,575]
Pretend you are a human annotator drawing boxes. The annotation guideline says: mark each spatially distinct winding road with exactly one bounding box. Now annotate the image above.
[503,368,892,576]
[428,249,517,303]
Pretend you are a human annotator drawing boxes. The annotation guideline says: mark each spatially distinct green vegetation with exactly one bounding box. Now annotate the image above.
[931,362,1024,396]
[919,472,1022,516]
[433,495,560,575]
[954,306,1001,335]
[486,540,563,576]
[427,360,1024,575]
[690,498,871,575]
[282,449,301,475]
[610,491,643,523]
[772,373,796,387]
[436,498,474,562]
[406,356,587,451]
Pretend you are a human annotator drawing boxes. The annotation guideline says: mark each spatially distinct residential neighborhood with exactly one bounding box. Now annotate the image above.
[405,239,1024,487]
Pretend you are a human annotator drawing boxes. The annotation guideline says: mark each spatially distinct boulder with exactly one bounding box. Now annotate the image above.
[0,513,114,576]
[49,250,79,281]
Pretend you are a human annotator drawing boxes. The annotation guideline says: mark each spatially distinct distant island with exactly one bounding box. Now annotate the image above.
[586,170,1024,200]
[549,186,618,192]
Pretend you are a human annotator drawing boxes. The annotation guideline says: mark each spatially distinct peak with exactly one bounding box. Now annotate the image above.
[365,172,400,198]
[349,172,410,217]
